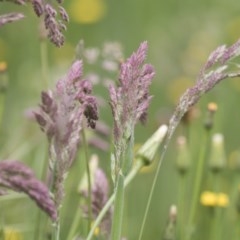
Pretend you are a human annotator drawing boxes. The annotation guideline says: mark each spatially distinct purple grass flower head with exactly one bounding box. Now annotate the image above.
[91,168,112,237]
[167,39,240,141]
[109,41,155,140]
[35,60,98,209]
[58,6,69,22]
[0,0,26,5]
[76,80,98,128]
[44,4,65,47]
[0,0,68,46]
[32,1,69,47]
[32,0,44,17]
[92,169,109,214]
[109,41,155,177]
[0,13,24,27]
[40,2,69,47]
[0,160,57,221]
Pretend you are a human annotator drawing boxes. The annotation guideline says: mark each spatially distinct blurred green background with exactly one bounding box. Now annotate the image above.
[1,0,240,239]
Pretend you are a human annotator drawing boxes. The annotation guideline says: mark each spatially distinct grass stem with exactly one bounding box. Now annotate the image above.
[210,173,222,240]
[186,131,209,240]
[177,173,187,240]
[138,143,169,240]
[66,206,82,240]
[111,173,125,240]
[86,160,143,240]
[111,134,134,240]
[81,129,92,232]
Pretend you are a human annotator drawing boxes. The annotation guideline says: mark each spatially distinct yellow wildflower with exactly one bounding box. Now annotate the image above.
[94,226,100,236]
[200,191,229,207]
[200,191,217,207]
[4,227,22,240]
[91,222,100,236]
[69,0,107,24]
[0,61,7,73]
[217,193,229,207]
[207,102,218,113]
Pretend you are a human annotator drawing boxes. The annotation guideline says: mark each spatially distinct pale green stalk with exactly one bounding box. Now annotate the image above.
[39,38,49,182]
[40,40,61,240]
[177,173,187,240]
[111,136,134,240]
[66,129,93,240]
[51,161,60,240]
[66,207,82,240]
[87,160,143,240]
[34,142,48,240]
[186,131,209,240]
[111,172,125,240]
[52,222,60,240]
[175,135,190,240]
[87,125,168,240]
[35,39,50,240]
[135,124,170,240]
[210,173,223,240]
[138,143,169,240]
[234,216,240,240]
[81,129,92,232]
[211,202,223,240]
[232,174,240,240]
[137,122,183,240]
[208,133,227,240]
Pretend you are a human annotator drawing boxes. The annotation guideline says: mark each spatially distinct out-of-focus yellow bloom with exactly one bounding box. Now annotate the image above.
[69,0,107,24]
[0,61,7,73]
[91,222,100,236]
[200,191,229,207]
[207,102,218,113]
[94,226,100,236]
[4,227,22,240]
[200,191,217,206]
[217,193,229,207]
